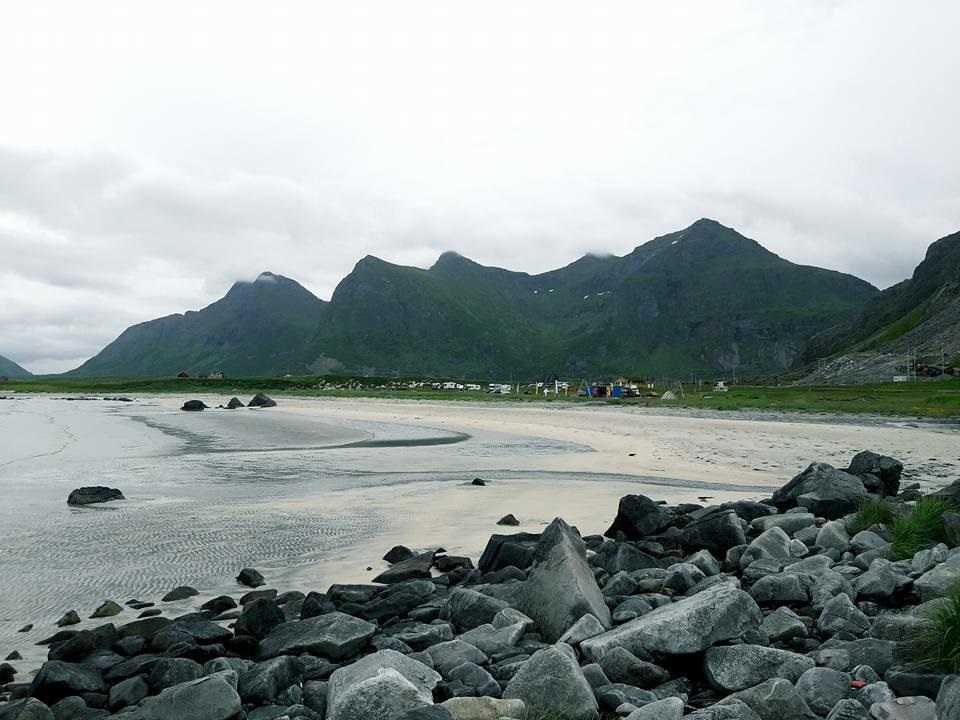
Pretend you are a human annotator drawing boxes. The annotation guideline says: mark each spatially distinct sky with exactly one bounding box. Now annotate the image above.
[1,1,958,373]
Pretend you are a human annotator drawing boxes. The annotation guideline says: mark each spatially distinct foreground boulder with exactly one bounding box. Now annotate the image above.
[680,509,747,554]
[30,660,106,705]
[257,612,376,660]
[519,518,611,642]
[122,672,240,720]
[328,650,440,720]
[581,580,762,661]
[846,451,903,497]
[704,645,815,692]
[66,487,124,506]
[503,644,598,720]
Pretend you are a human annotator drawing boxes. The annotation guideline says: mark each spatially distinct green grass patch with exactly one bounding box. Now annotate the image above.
[847,497,896,535]
[912,582,960,672]
[889,496,954,561]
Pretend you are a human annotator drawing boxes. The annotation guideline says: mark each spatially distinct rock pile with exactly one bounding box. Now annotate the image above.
[6,450,960,720]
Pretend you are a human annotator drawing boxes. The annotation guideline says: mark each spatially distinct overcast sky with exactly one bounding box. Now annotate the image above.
[2,1,958,373]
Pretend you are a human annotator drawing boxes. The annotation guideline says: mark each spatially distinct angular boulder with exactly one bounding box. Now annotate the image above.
[605,495,672,540]
[681,510,746,555]
[719,678,816,720]
[248,393,277,408]
[121,673,243,720]
[846,451,903,497]
[519,518,611,642]
[257,612,376,660]
[771,463,868,518]
[704,645,815,693]
[580,580,762,661]
[328,650,440,720]
[503,644,598,720]
[30,661,107,705]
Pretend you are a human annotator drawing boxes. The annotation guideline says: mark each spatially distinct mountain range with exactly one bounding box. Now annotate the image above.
[0,354,32,379]
[68,219,884,380]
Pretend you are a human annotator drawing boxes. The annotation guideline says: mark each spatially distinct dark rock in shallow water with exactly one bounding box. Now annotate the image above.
[180,400,208,411]
[18,624,32,633]
[6,650,22,660]
[383,545,415,564]
[605,494,672,540]
[248,393,277,408]
[497,513,520,526]
[237,567,266,588]
[471,477,486,486]
[161,586,198,602]
[90,600,122,619]
[56,611,80,627]
[66,487,124,506]
[200,595,236,615]
[225,396,245,409]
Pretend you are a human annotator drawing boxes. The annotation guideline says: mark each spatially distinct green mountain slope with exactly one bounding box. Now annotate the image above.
[69,273,327,377]
[309,219,877,378]
[803,229,960,383]
[0,354,32,379]
[68,220,879,380]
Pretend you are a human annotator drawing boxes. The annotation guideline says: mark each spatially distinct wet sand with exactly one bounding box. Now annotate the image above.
[1,394,958,672]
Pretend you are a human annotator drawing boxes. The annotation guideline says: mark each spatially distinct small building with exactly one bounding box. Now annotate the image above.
[208,370,224,380]
[176,372,189,379]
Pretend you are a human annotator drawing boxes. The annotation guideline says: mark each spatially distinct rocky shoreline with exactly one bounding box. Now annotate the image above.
[3,451,960,720]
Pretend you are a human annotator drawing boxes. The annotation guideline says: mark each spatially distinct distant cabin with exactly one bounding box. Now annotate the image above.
[176,372,189,379]
[208,370,224,380]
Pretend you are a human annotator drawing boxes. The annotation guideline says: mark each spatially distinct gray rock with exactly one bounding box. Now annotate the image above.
[859,681,896,710]
[440,697,525,720]
[740,527,794,569]
[817,521,852,551]
[301,680,328,716]
[518,518,612,642]
[814,639,898,674]
[910,544,949,575]
[761,607,808,643]
[166,613,232,643]
[846,451,902,497]
[0,699,55,720]
[492,608,533,631]
[868,614,928,642]
[811,571,856,612]
[824,699,870,720]
[373,551,436,584]
[457,623,524,657]
[180,400,208,412]
[447,662,500,698]
[784,554,835,577]
[868,697,937,720]
[662,563,706,593]
[108,676,148,712]
[441,588,507,630]
[623,697,683,720]
[680,510,746,555]
[30,661,107,706]
[258,612,376,660]
[122,673,241,720]
[749,573,815,604]
[248,394,277,408]
[795,667,851,716]
[424,641,488,675]
[557,614,606,646]
[90,601,122,619]
[686,700,762,720]
[936,674,960,720]
[704,645,815,693]
[327,650,440,720]
[915,554,960,602]
[686,549,722,576]
[238,656,301,704]
[772,463,867,519]
[235,598,286,640]
[720,678,816,720]
[147,658,203,692]
[850,531,890,555]
[606,495,672,540]
[237,567,266,587]
[328,668,433,720]
[582,580,761,661]
[503,643,598,720]
[603,570,640,597]
[818,594,871,638]
[751,513,817,535]
[67,487,124,506]
[595,683,657,711]
[597,647,669,689]
[884,666,946,699]
[592,542,662,574]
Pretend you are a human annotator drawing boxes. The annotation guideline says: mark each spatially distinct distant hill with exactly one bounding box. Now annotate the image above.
[70,220,878,380]
[0,354,32,379]
[803,229,960,383]
[68,272,327,377]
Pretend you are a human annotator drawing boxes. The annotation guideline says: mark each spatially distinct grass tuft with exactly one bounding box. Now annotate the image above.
[847,497,896,535]
[912,582,960,672]
[889,496,953,561]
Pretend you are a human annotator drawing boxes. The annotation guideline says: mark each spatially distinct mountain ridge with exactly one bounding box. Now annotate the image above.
[0,354,32,379]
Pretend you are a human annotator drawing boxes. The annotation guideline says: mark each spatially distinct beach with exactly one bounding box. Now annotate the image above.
[1,394,958,671]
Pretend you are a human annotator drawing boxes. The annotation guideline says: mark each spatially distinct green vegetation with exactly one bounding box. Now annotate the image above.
[67,219,876,380]
[865,301,930,350]
[847,497,896,535]
[889,496,954,561]
[912,582,960,672]
[4,377,960,418]
[0,354,32,379]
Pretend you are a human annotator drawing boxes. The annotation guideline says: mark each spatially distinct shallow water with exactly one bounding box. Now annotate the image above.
[4,394,710,662]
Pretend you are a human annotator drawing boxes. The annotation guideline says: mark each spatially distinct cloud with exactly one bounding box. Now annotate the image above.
[0,1,958,372]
